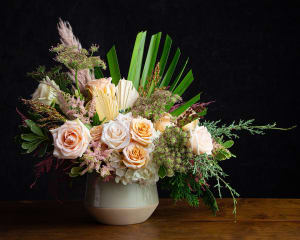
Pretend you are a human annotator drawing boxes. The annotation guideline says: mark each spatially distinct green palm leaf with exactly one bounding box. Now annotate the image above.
[127,31,147,89]
[107,46,121,85]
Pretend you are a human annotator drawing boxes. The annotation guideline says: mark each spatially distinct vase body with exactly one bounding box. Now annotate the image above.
[84,173,159,225]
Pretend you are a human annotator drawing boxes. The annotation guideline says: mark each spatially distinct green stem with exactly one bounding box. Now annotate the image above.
[75,70,80,92]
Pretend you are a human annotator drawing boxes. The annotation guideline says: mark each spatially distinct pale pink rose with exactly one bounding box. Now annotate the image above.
[101,120,130,150]
[122,143,149,169]
[154,113,174,132]
[130,117,154,146]
[188,126,213,155]
[182,119,199,131]
[50,119,92,159]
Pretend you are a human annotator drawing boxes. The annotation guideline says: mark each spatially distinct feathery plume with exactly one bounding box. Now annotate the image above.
[57,18,82,49]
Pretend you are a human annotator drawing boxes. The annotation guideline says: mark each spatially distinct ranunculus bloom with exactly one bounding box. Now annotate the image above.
[130,117,154,146]
[154,113,174,132]
[32,77,59,106]
[101,120,130,150]
[182,119,199,131]
[188,126,213,155]
[50,119,92,159]
[122,143,149,169]
[90,125,103,142]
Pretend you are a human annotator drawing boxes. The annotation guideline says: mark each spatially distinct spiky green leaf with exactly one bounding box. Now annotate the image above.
[169,58,189,92]
[172,70,194,96]
[127,31,147,89]
[159,48,181,87]
[140,32,162,88]
[159,35,172,77]
[107,46,121,85]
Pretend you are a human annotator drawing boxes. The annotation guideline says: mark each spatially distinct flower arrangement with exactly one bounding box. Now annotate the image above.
[16,19,294,215]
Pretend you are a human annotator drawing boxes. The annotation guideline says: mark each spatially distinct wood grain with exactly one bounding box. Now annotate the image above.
[1,198,300,240]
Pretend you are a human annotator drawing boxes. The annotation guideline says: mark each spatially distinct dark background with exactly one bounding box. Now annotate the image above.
[1,0,299,200]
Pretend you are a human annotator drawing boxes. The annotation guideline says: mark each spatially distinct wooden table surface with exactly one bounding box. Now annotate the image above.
[1,198,300,240]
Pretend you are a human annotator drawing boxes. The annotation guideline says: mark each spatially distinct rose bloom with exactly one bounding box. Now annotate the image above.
[154,113,174,132]
[50,119,92,159]
[86,77,113,93]
[115,112,133,129]
[188,126,213,155]
[90,125,103,142]
[101,120,130,150]
[130,117,154,146]
[32,77,59,106]
[122,143,149,169]
[182,119,199,131]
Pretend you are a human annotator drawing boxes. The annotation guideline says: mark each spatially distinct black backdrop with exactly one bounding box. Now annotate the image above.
[1,0,299,200]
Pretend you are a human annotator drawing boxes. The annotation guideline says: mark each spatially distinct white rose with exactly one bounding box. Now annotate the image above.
[188,126,213,155]
[101,119,130,150]
[115,112,133,128]
[182,119,199,131]
[32,77,59,106]
[50,119,92,159]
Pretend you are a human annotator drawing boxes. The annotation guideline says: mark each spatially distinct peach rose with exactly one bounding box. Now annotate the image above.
[90,125,103,142]
[188,126,213,155]
[154,113,174,132]
[50,119,92,159]
[101,120,130,150]
[182,119,199,131]
[122,143,149,169]
[130,117,154,146]
[86,77,113,93]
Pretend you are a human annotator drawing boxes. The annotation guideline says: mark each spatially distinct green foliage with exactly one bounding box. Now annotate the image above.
[107,46,121,85]
[170,93,201,116]
[20,120,49,156]
[158,165,167,178]
[202,186,219,215]
[159,48,180,87]
[127,31,147,89]
[192,154,240,214]
[69,166,83,177]
[94,66,104,79]
[91,112,102,126]
[161,172,218,215]
[140,32,161,88]
[202,119,296,139]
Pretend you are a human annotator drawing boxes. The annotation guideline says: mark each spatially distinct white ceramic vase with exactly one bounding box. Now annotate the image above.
[84,173,159,225]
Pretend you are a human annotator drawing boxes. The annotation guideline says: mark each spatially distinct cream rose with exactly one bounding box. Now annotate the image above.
[154,113,174,132]
[101,120,130,150]
[115,112,133,128]
[188,126,213,155]
[130,117,154,146]
[50,119,92,159]
[182,119,199,131]
[32,77,59,106]
[122,143,149,169]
